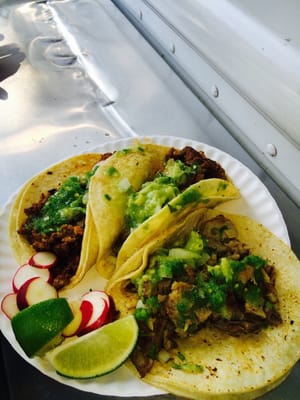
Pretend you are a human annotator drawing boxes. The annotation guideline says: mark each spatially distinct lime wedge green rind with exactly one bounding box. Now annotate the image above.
[11,298,73,358]
[48,315,138,379]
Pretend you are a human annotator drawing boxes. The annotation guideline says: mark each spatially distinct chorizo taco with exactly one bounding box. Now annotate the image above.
[89,142,239,279]
[107,209,300,400]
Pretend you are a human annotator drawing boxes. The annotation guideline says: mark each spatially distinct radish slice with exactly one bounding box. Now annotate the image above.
[17,277,57,310]
[12,264,51,292]
[28,252,57,269]
[62,300,85,337]
[1,293,19,319]
[91,290,110,307]
[79,291,110,335]
[62,300,93,337]
[106,295,116,323]
[77,299,94,334]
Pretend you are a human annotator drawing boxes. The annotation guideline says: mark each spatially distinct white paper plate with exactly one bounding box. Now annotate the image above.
[0,136,290,397]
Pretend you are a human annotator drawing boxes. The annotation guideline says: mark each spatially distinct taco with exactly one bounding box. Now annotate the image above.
[89,142,239,278]
[107,209,300,399]
[87,143,170,278]
[9,153,105,289]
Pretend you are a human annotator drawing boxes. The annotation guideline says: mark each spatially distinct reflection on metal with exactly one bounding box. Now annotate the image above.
[0,39,25,100]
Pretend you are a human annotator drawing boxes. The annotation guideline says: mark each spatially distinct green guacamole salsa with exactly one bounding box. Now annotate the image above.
[126,159,199,228]
[133,229,277,332]
[24,171,94,235]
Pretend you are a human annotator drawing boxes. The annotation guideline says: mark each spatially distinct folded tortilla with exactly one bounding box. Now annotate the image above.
[88,143,170,278]
[107,209,300,400]
[115,178,239,273]
[89,142,239,279]
[9,153,102,288]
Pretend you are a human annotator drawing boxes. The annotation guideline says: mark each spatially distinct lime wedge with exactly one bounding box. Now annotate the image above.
[48,315,138,378]
[11,298,73,358]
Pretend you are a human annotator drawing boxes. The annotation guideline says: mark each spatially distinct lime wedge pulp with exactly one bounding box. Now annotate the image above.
[48,315,138,378]
[11,298,73,358]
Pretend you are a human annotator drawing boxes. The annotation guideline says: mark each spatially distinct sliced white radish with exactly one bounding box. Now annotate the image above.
[12,264,51,292]
[79,291,110,335]
[91,290,110,307]
[105,295,116,324]
[62,300,91,337]
[95,291,115,323]
[28,251,57,269]
[1,293,19,319]
[16,277,57,310]
[81,290,110,309]
[62,300,82,337]
[77,298,94,334]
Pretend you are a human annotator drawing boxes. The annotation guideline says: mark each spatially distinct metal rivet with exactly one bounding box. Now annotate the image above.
[266,143,277,157]
[211,85,219,97]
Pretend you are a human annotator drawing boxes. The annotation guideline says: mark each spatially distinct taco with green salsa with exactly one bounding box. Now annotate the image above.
[107,209,300,400]
[89,142,239,279]
[87,142,170,278]
[9,153,104,289]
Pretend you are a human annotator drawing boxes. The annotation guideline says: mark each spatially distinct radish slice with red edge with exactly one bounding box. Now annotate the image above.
[78,291,110,335]
[76,299,94,335]
[12,264,51,292]
[28,251,57,269]
[16,277,57,310]
[91,290,110,307]
[105,295,116,323]
[1,293,19,319]
[62,300,88,337]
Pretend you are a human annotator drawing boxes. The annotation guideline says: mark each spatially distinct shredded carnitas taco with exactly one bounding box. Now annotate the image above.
[9,141,239,289]
[107,209,300,400]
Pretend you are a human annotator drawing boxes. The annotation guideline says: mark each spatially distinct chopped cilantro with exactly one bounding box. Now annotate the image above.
[105,166,119,177]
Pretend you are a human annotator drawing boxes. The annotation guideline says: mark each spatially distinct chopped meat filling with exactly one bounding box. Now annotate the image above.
[16,154,111,289]
[166,146,227,182]
[131,215,282,377]
[19,213,85,290]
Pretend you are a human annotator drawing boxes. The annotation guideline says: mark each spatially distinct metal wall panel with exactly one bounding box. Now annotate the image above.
[113,0,300,208]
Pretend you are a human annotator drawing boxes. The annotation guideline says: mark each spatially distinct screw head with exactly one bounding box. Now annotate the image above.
[266,143,277,157]
[211,85,219,97]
